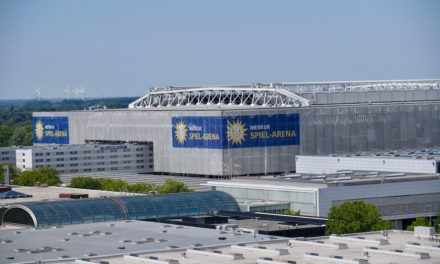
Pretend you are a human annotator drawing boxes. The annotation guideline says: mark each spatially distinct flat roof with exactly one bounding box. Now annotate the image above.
[10,227,437,264]
[0,220,279,264]
[208,172,440,188]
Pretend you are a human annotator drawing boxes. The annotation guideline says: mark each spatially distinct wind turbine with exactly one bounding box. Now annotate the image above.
[65,86,71,99]
[35,87,41,101]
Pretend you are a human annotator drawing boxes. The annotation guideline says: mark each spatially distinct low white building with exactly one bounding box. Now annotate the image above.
[15,144,154,174]
[207,171,440,228]
[296,149,440,174]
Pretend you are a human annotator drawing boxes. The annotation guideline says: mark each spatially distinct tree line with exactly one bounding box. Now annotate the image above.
[68,176,193,194]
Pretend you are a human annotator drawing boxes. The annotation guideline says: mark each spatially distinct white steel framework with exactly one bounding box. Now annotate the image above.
[129,87,310,108]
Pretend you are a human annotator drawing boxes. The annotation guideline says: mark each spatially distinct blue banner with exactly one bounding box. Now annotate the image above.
[32,117,69,144]
[172,114,300,149]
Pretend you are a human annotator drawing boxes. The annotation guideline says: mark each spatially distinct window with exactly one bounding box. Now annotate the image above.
[36,165,43,168]
[56,158,64,161]
[56,152,64,155]
[123,166,130,169]
[70,157,78,161]
[137,166,144,169]
[123,160,131,164]
[136,160,144,163]
[136,148,143,152]
[110,155,117,158]
[56,164,64,168]
[123,154,131,158]
[136,154,143,157]
[35,153,43,156]
[84,150,91,154]
[149,165,153,168]
[84,168,92,172]
[71,163,78,167]
[84,156,91,160]
[46,152,50,156]
[70,169,78,173]
[46,159,50,162]
[35,159,43,162]
[83,162,92,166]
[22,153,25,156]
[97,156,105,159]
[70,151,78,155]
[110,167,118,171]
[97,162,105,165]
[22,165,25,168]
[97,168,105,171]
[110,161,117,164]
[2,157,9,161]
[1,151,9,154]
[149,159,153,163]
[149,153,153,157]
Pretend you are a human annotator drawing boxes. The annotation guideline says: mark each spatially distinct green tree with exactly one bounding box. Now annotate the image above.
[434,212,440,233]
[14,167,61,186]
[406,217,431,231]
[98,178,129,192]
[156,179,193,194]
[326,201,392,235]
[127,182,156,194]
[0,124,13,147]
[69,176,103,190]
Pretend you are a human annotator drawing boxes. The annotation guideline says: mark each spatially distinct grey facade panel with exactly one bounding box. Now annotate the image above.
[34,102,440,176]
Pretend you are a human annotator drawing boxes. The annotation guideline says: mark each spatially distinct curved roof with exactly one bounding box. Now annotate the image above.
[1,191,239,228]
[129,86,310,108]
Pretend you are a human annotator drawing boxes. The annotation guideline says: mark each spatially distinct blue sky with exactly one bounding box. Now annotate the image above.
[1,0,439,99]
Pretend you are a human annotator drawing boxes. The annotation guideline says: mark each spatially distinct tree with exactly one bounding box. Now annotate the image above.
[14,167,61,186]
[69,176,103,190]
[325,201,392,235]
[127,182,156,194]
[98,178,129,192]
[156,179,193,194]
[406,217,431,231]
[0,124,13,147]
[434,212,440,233]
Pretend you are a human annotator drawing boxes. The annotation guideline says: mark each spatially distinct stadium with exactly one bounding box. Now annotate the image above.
[33,79,440,177]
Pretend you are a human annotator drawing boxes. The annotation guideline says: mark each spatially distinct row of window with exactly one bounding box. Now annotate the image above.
[33,159,150,166]
[37,165,152,172]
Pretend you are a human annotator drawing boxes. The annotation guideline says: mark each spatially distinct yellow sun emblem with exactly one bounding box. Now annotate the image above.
[227,119,247,145]
[175,120,188,144]
[35,120,44,141]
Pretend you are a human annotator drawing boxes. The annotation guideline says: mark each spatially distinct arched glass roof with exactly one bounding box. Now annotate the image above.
[1,191,239,228]
[116,191,240,220]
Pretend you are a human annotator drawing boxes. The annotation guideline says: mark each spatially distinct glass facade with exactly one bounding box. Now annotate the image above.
[1,191,239,228]
[214,186,317,216]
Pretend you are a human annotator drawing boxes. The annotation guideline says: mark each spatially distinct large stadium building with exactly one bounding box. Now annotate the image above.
[33,80,440,177]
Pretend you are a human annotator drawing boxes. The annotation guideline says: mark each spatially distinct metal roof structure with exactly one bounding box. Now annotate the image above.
[1,191,239,228]
[128,79,440,109]
[129,85,310,108]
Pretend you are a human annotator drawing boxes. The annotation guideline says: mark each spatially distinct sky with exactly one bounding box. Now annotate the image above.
[0,0,439,99]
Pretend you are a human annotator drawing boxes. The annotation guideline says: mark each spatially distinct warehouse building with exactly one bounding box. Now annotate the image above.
[15,143,153,174]
[32,80,440,177]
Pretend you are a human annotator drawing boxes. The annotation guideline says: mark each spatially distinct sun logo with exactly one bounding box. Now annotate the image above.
[35,120,44,141]
[174,120,188,144]
[227,119,247,145]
